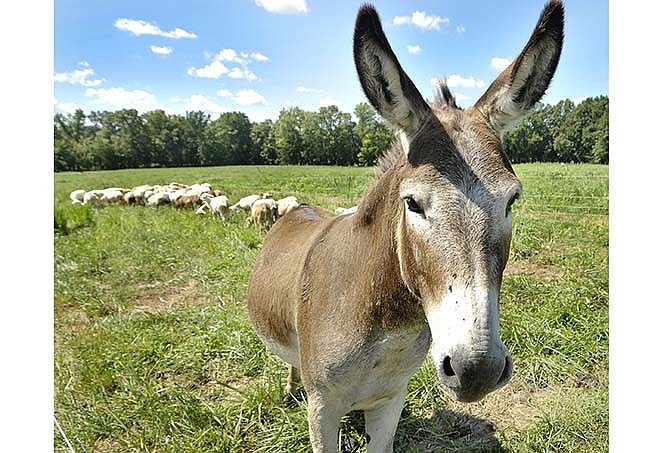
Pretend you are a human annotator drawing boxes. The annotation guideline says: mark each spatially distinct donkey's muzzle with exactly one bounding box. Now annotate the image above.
[440,347,514,402]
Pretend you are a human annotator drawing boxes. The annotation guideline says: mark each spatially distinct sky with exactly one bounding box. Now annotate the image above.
[54,0,608,122]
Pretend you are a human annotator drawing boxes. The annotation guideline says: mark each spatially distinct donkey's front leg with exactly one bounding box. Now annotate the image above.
[307,395,343,453]
[364,388,408,453]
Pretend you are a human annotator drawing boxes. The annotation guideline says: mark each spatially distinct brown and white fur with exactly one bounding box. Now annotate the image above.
[247,2,563,451]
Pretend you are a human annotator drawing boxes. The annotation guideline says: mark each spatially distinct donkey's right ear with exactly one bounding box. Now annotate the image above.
[353,4,431,135]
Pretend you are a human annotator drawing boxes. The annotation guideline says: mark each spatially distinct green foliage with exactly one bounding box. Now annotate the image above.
[354,102,395,166]
[504,96,609,164]
[54,203,95,235]
[54,97,607,171]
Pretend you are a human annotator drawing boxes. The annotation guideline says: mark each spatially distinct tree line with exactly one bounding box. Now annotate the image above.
[54,96,607,172]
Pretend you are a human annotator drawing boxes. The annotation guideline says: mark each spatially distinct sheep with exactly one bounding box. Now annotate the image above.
[146,191,171,208]
[173,194,202,210]
[195,204,209,215]
[200,193,231,221]
[277,196,299,217]
[70,189,85,205]
[130,185,154,205]
[335,205,358,216]
[250,201,278,232]
[167,189,186,204]
[229,194,261,213]
[101,188,125,205]
[123,191,136,205]
[183,183,212,198]
[83,190,107,207]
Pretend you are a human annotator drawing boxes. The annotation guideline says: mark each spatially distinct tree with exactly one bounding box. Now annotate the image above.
[251,120,276,165]
[354,102,394,166]
[273,107,305,165]
[199,112,253,166]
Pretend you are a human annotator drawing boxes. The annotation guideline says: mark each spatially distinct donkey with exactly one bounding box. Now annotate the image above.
[248,1,564,451]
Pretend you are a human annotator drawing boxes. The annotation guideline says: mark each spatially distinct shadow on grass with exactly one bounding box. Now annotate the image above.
[336,407,504,453]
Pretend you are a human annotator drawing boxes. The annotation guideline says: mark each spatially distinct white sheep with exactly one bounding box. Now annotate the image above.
[146,191,170,208]
[277,196,299,217]
[200,193,231,221]
[83,190,107,207]
[70,189,85,205]
[229,194,261,213]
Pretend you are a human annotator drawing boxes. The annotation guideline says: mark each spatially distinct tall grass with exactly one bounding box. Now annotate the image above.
[54,163,608,452]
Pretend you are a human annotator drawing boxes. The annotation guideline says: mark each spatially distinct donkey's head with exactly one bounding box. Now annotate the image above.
[354,1,563,402]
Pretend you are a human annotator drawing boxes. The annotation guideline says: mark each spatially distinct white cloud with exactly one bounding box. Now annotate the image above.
[150,45,173,55]
[181,94,227,114]
[219,89,269,106]
[456,25,465,33]
[54,64,103,87]
[248,52,269,62]
[215,48,246,64]
[213,48,269,65]
[84,87,162,112]
[446,74,485,89]
[255,0,308,14]
[228,67,258,81]
[319,96,346,111]
[296,85,324,94]
[187,61,229,78]
[114,18,197,39]
[407,45,422,55]
[491,57,512,71]
[54,98,79,114]
[454,92,470,102]
[393,11,449,30]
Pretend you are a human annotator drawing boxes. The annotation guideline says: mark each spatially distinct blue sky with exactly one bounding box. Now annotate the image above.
[54,0,608,122]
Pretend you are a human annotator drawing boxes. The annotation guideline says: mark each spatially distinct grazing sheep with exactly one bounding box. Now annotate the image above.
[70,189,85,205]
[183,183,212,198]
[200,193,231,221]
[123,191,136,205]
[230,194,261,213]
[335,205,358,216]
[167,189,186,204]
[102,188,125,205]
[83,190,107,207]
[174,194,202,210]
[196,204,209,215]
[146,191,170,208]
[250,201,278,232]
[130,185,154,205]
[277,196,299,217]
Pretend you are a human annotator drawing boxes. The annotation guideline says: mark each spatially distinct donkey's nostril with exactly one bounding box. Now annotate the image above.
[443,356,456,377]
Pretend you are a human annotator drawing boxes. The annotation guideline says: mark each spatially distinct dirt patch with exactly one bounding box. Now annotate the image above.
[444,380,543,436]
[130,278,212,314]
[505,260,563,281]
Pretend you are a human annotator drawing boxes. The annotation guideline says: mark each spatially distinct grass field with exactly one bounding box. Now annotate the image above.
[54,163,608,452]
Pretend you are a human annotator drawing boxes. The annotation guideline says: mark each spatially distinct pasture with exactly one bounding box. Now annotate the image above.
[54,163,608,452]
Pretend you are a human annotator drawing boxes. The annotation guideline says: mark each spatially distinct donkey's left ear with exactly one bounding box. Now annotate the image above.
[474,0,564,134]
[353,4,431,135]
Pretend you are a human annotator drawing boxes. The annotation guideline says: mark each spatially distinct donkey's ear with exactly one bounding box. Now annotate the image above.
[353,4,431,135]
[474,0,564,134]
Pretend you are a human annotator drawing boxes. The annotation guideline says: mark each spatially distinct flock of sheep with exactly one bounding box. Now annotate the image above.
[68,182,358,231]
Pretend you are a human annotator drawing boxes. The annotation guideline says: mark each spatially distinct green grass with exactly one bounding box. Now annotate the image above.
[54,163,608,452]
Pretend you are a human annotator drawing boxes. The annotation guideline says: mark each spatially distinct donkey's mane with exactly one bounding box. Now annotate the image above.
[374,141,405,179]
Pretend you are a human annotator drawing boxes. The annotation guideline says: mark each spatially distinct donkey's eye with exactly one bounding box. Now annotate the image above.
[506,193,520,216]
[404,196,424,216]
